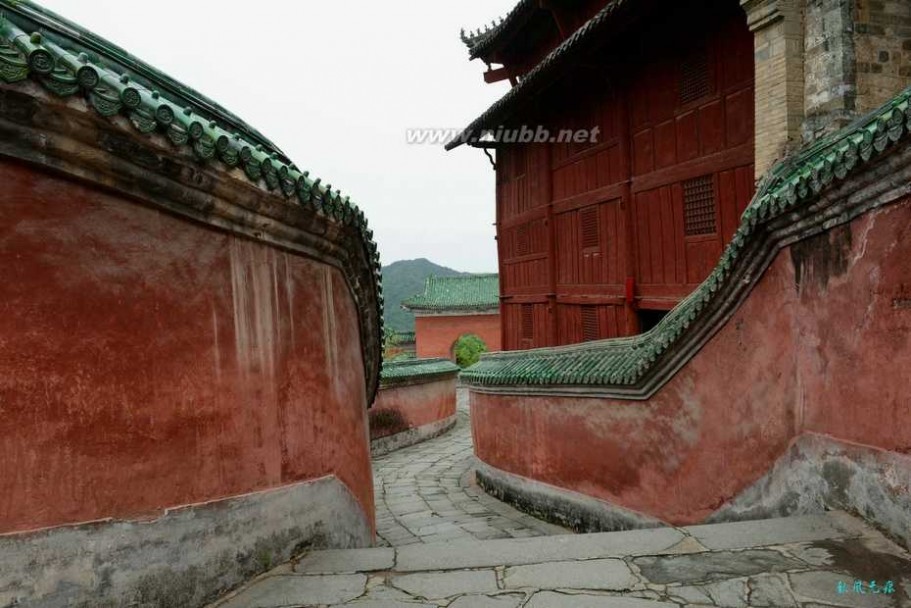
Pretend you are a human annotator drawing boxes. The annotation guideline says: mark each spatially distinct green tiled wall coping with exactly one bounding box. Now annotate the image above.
[380,358,460,388]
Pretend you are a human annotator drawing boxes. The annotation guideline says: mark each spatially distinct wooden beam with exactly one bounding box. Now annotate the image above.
[484,66,513,84]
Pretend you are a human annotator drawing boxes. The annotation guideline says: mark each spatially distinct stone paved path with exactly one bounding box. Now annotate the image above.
[372,390,567,546]
[211,511,911,607]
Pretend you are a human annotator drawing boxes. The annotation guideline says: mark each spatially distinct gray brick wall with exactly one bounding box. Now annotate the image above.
[854,0,911,114]
[804,0,857,140]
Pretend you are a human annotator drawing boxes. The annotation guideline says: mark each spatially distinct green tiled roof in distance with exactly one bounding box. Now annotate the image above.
[380,358,460,387]
[402,274,500,313]
[461,83,911,394]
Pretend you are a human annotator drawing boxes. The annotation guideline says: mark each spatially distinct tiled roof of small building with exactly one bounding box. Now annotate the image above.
[461,84,911,395]
[448,0,636,151]
[395,331,416,344]
[460,0,537,60]
[0,0,384,399]
[402,274,500,312]
[380,358,460,387]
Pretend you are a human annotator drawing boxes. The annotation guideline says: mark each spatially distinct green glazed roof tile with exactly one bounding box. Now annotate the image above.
[460,85,911,391]
[402,274,499,312]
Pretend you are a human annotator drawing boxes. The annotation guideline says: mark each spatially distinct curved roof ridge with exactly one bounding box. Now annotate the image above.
[460,0,536,60]
[448,0,635,151]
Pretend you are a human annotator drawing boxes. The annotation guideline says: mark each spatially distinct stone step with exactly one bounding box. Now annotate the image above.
[210,511,911,608]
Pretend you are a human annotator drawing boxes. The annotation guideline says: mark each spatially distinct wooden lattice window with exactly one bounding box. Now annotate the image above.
[516,224,531,256]
[581,306,600,342]
[580,206,600,249]
[683,174,717,236]
[679,46,711,105]
[521,304,534,340]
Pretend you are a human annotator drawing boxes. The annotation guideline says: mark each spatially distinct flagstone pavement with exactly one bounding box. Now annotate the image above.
[210,390,911,607]
[211,511,911,608]
[371,390,569,547]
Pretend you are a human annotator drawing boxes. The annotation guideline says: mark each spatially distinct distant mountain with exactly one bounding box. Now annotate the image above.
[382,258,468,332]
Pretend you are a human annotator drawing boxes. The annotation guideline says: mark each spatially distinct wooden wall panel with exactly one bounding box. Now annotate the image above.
[633,186,687,287]
[554,199,624,288]
[503,302,551,349]
[502,258,550,293]
[556,304,625,345]
[718,164,755,245]
[495,3,754,350]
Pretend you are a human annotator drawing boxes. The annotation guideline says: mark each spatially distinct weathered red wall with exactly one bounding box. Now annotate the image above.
[415,313,502,359]
[370,377,457,440]
[471,196,911,524]
[0,159,374,534]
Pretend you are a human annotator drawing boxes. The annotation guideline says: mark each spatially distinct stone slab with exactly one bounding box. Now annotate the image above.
[218,574,366,608]
[525,592,678,608]
[684,513,852,551]
[504,559,637,591]
[448,594,526,608]
[395,527,685,572]
[749,574,800,607]
[338,601,435,608]
[634,549,804,585]
[296,548,395,574]
[389,570,499,600]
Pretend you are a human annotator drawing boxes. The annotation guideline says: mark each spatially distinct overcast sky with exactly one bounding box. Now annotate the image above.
[37,1,517,272]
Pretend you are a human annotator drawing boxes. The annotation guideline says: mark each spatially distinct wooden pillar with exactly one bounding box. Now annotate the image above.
[493,147,508,351]
[543,143,558,347]
[619,89,639,336]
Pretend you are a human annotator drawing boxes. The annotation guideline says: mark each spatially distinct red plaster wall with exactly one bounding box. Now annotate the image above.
[415,313,502,359]
[471,195,911,525]
[0,159,374,534]
[369,377,457,440]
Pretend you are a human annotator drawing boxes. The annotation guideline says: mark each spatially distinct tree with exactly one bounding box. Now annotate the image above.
[453,334,488,368]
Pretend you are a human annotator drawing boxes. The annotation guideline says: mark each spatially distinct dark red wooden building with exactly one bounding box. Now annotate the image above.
[450,0,755,351]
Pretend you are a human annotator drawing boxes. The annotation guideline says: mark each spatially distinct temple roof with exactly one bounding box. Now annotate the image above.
[461,0,538,60]
[0,0,384,399]
[461,84,911,395]
[402,274,500,313]
[447,0,636,151]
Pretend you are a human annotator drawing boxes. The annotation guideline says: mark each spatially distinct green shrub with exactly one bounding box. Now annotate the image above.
[453,334,488,368]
